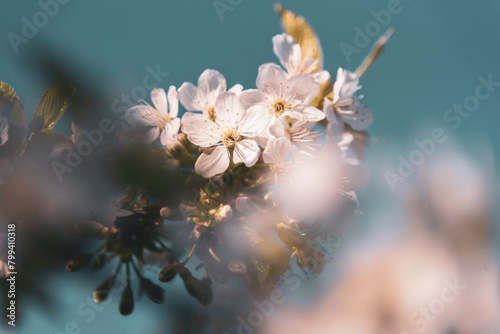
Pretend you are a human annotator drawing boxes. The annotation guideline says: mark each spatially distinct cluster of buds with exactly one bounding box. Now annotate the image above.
[65,205,170,315]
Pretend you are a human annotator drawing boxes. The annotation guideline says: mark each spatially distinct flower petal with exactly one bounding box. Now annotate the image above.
[160,118,181,145]
[144,126,161,144]
[290,106,325,122]
[181,111,203,125]
[272,34,301,72]
[181,113,221,147]
[300,57,318,74]
[334,68,360,103]
[285,73,320,104]
[214,92,244,129]
[269,117,288,138]
[313,70,331,85]
[238,104,272,137]
[195,146,230,178]
[126,105,162,127]
[324,98,344,142]
[233,139,260,167]
[256,63,287,93]
[167,86,178,118]
[239,89,267,110]
[151,88,168,115]
[228,84,244,95]
[263,137,292,165]
[198,69,227,97]
[178,82,203,111]
[342,102,373,131]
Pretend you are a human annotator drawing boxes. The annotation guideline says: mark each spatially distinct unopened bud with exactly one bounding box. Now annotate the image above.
[158,262,182,282]
[65,254,93,272]
[178,133,198,154]
[93,276,115,303]
[73,221,109,239]
[166,138,186,158]
[119,284,134,316]
[216,205,233,221]
[160,207,171,219]
[235,196,251,213]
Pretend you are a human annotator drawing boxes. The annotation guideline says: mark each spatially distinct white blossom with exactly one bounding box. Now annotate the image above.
[126,86,180,145]
[181,92,269,178]
[240,63,324,146]
[272,33,330,84]
[178,69,242,121]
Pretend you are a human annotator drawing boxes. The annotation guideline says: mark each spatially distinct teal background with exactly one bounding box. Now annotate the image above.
[1,0,499,333]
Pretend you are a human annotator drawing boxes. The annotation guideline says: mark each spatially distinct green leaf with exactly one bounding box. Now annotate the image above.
[27,84,75,138]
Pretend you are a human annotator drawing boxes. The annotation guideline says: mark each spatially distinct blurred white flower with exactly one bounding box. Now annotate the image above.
[264,137,361,222]
[160,207,171,219]
[178,69,242,121]
[235,196,251,213]
[218,204,233,220]
[181,92,268,178]
[126,86,180,145]
[269,116,322,154]
[272,33,330,84]
[263,136,294,186]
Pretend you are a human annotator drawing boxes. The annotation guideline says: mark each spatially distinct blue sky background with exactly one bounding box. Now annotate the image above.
[1,0,499,333]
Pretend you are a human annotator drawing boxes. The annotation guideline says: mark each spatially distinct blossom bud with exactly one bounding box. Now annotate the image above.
[158,262,182,282]
[193,225,206,239]
[216,205,233,222]
[235,196,251,213]
[165,138,186,158]
[73,221,109,239]
[177,133,198,154]
[119,283,134,316]
[159,207,171,219]
[93,276,115,303]
[65,254,93,272]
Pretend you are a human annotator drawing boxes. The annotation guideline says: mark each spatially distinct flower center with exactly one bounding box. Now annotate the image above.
[158,115,171,130]
[222,129,241,148]
[271,99,290,117]
[206,105,216,122]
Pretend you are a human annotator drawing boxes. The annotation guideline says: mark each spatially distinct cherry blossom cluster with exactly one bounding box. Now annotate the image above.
[124,33,372,223]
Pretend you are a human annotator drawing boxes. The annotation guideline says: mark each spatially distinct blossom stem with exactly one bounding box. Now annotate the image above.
[182,242,197,265]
